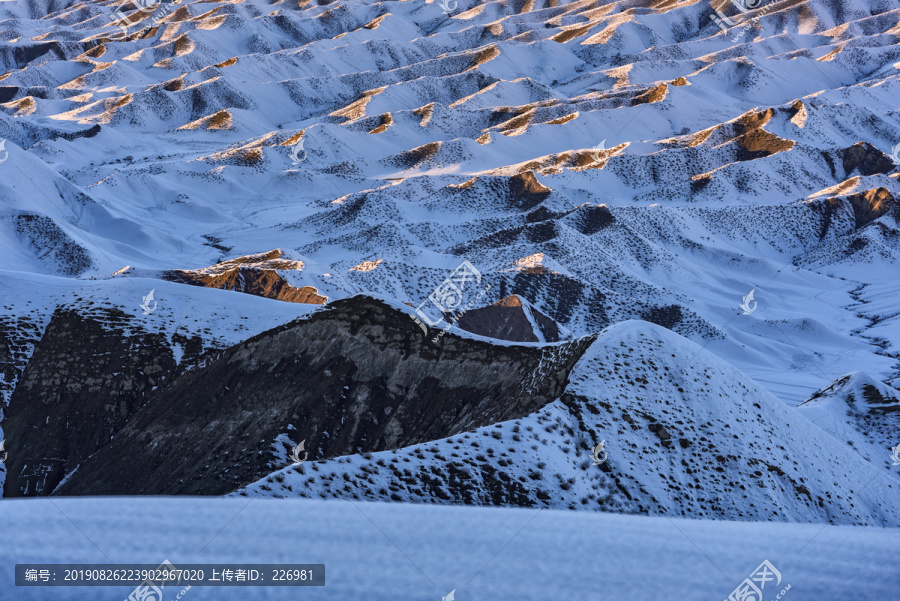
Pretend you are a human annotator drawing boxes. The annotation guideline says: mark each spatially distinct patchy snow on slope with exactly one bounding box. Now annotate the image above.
[797,371,900,470]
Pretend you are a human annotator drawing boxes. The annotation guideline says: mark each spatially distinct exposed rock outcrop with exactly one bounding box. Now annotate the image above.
[0,315,42,406]
[802,186,894,239]
[163,250,327,304]
[4,296,592,496]
[506,171,552,210]
[844,187,894,228]
[457,295,563,342]
[2,308,205,496]
[733,108,795,161]
[841,142,896,177]
[631,83,667,106]
[236,321,900,526]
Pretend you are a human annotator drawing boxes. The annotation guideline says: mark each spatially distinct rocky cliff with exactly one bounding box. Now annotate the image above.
[3,296,591,496]
[2,307,205,496]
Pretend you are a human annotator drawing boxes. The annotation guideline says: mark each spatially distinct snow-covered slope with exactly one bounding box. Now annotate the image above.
[797,371,900,469]
[0,497,898,601]
[237,320,900,526]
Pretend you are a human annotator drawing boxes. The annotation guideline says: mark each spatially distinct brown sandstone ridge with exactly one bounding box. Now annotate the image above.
[505,171,552,209]
[803,185,895,239]
[163,249,327,304]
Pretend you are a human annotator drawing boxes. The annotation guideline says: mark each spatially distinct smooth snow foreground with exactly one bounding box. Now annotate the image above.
[0,498,896,600]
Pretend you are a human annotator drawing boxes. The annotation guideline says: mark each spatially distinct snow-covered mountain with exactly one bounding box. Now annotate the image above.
[11,296,591,497]
[0,0,897,401]
[1,0,899,535]
[237,319,899,526]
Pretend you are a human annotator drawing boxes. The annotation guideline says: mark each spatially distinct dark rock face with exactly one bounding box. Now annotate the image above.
[571,204,615,235]
[0,42,62,69]
[841,142,896,177]
[860,383,900,411]
[844,187,894,228]
[0,86,17,103]
[57,124,102,141]
[2,308,204,497]
[506,171,552,211]
[456,295,562,343]
[15,296,592,496]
